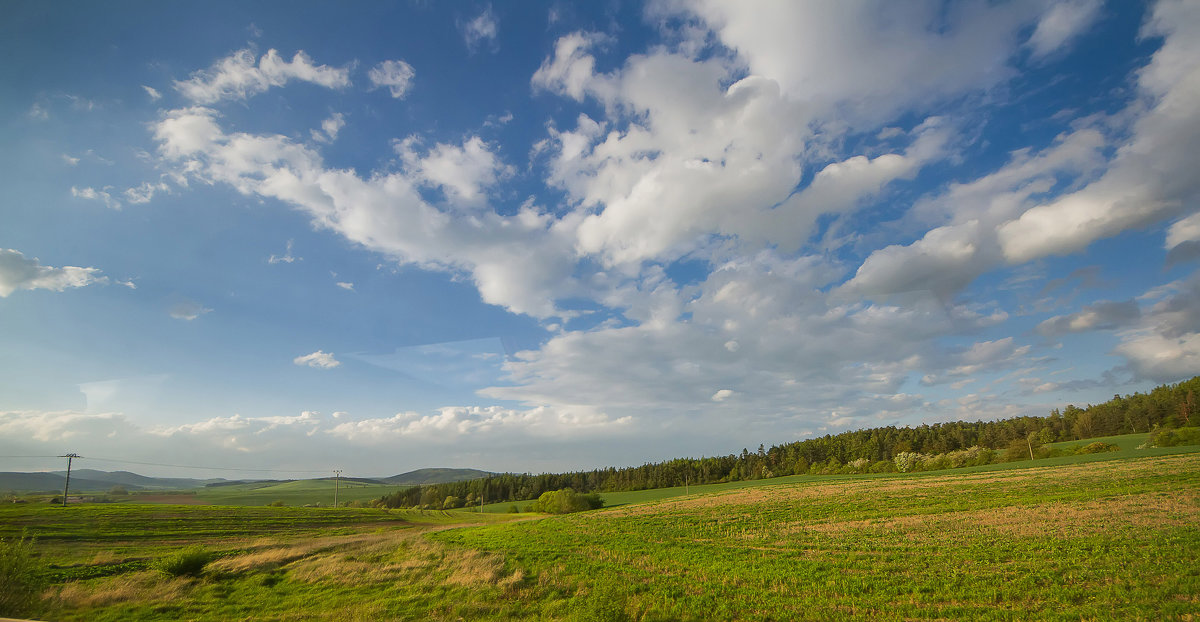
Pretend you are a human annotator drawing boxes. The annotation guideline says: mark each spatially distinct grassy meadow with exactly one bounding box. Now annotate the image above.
[2,442,1198,620]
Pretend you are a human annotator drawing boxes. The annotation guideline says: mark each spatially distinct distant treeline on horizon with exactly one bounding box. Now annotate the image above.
[376,376,1200,509]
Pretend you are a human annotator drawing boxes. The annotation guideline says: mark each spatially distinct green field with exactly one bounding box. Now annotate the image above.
[2,442,1198,621]
[193,479,399,507]
[471,432,1198,513]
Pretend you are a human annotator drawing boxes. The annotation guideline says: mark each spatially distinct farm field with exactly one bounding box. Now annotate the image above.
[2,450,1198,620]
[192,479,396,507]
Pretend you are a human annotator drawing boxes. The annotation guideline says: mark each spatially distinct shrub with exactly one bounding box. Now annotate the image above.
[868,460,895,473]
[152,545,213,577]
[507,504,520,513]
[1077,441,1120,454]
[530,488,604,514]
[893,452,923,473]
[0,536,47,617]
[1150,426,1200,448]
[268,500,286,507]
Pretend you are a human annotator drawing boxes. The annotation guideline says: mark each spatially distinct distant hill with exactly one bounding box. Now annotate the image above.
[0,472,123,493]
[379,468,493,486]
[1,470,225,493]
[59,469,225,490]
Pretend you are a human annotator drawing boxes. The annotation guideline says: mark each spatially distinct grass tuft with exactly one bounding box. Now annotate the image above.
[151,545,213,577]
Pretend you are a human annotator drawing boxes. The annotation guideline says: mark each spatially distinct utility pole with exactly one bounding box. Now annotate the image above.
[60,453,79,507]
[685,475,689,496]
[333,470,342,507]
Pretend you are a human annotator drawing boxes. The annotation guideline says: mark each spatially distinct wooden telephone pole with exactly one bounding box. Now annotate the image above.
[333,470,342,507]
[60,453,79,507]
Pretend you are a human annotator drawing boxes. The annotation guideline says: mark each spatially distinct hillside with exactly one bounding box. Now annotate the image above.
[0,469,223,493]
[379,468,493,486]
[0,472,122,493]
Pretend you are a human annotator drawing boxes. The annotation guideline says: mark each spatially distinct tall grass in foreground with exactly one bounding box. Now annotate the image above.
[0,535,48,617]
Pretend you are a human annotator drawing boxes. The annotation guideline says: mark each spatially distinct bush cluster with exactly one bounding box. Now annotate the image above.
[529,488,604,514]
[1148,426,1200,448]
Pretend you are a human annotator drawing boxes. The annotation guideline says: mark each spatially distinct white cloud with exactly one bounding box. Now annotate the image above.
[531,31,611,102]
[142,85,162,100]
[711,389,735,402]
[335,281,355,291]
[268,239,299,264]
[1112,272,1200,381]
[28,102,48,120]
[311,112,345,143]
[1167,212,1200,250]
[123,181,170,204]
[1037,300,1141,336]
[174,48,351,104]
[460,5,499,53]
[368,60,415,99]
[0,249,106,297]
[169,301,211,321]
[294,350,341,369]
[0,410,132,443]
[71,186,121,210]
[671,0,1055,127]
[326,405,630,443]
[1028,0,1102,59]
[62,154,80,166]
[152,103,574,318]
[997,0,1200,264]
[397,135,512,208]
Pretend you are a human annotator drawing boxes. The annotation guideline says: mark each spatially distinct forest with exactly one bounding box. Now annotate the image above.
[375,376,1199,509]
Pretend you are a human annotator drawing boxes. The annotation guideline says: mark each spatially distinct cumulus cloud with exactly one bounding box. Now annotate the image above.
[151,102,573,318]
[670,0,1060,127]
[311,112,345,143]
[396,135,512,208]
[294,350,341,369]
[368,60,415,98]
[460,5,499,53]
[131,6,1200,458]
[174,48,351,104]
[0,249,106,297]
[997,0,1200,264]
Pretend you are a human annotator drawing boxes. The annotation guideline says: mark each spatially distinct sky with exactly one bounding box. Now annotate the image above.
[2,0,1200,479]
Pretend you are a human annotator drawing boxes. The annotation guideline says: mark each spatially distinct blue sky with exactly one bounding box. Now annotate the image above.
[3,1,1200,478]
